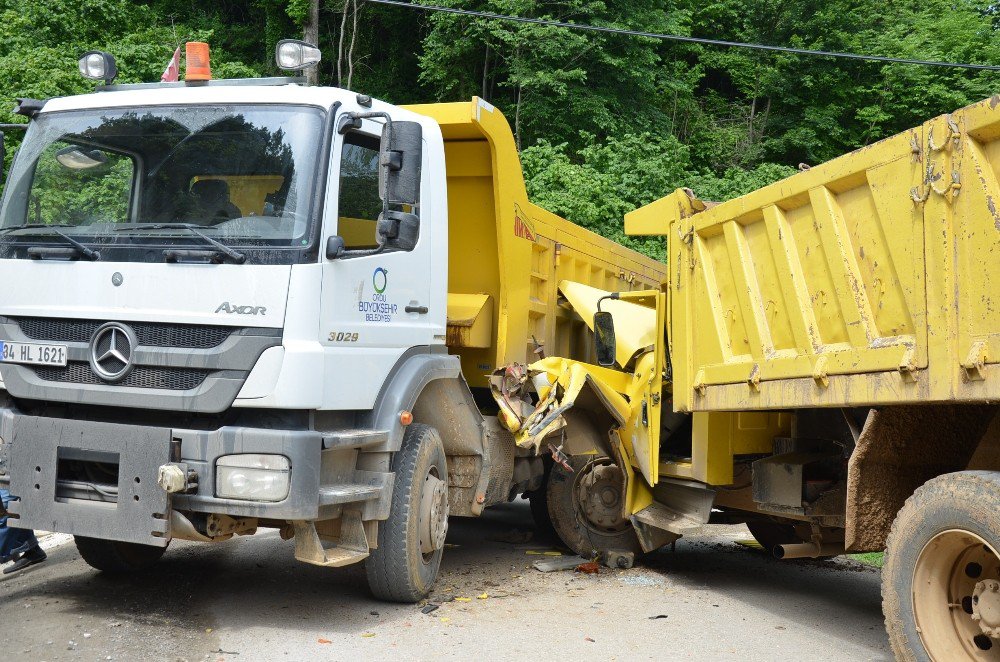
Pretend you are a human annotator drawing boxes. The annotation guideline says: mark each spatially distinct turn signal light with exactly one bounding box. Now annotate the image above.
[185,41,212,81]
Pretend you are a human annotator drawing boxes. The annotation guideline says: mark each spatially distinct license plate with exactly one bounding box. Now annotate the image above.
[0,341,68,367]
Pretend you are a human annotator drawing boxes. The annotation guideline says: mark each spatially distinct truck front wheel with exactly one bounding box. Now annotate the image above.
[884,470,1000,661]
[74,536,166,574]
[366,423,449,602]
[547,456,641,558]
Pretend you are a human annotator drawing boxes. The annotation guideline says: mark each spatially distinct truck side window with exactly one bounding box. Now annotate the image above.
[337,132,382,250]
[28,140,135,226]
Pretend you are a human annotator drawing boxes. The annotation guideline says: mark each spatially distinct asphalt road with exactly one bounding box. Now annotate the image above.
[0,501,890,661]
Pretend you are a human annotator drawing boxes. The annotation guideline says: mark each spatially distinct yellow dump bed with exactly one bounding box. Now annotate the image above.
[406,98,666,388]
[627,95,1000,412]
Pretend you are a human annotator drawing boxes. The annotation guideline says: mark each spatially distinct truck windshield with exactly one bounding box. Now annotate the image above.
[0,104,326,263]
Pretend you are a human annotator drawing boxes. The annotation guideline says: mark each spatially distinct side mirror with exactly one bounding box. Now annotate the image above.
[379,120,422,207]
[325,235,345,260]
[594,311,617,367]
[377,211,419,251]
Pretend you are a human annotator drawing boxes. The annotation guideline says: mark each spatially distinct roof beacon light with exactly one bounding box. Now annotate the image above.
[185,41,212,81]
[276,39,321,71]
[78,51,118,85]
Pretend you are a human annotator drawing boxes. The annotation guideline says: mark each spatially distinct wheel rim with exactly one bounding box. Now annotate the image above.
[417,465,448,561]
[913,529,1000,659]
[573,458,630,536]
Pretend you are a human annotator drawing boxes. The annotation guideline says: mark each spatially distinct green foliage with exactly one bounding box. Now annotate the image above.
[521,134,795,259]
[285,0,312,25]
[2,0,999,260]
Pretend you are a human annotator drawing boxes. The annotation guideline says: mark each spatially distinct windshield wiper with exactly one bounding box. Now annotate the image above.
[0,223,76,235]
[3,224,102,261]
[115,223,246,264]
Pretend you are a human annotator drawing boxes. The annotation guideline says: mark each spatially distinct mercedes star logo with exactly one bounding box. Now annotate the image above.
[89,322,137,383]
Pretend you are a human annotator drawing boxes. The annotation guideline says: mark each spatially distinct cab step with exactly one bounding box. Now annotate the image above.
[321,429,389,450]
[318,484,383,506]
[292,510,369,567]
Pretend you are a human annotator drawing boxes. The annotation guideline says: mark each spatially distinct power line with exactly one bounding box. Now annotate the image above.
[364,0,1000,72]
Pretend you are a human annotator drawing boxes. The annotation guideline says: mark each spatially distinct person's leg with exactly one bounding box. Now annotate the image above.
[0,488,46,572]
[0,487,19,563]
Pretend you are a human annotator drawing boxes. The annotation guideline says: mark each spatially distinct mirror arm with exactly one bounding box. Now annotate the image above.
[596,292,620,312]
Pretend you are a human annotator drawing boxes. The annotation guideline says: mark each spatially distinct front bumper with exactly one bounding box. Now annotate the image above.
[0,408,387,546]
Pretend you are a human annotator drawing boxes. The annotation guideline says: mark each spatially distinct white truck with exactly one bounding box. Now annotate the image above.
[0,42,664,600]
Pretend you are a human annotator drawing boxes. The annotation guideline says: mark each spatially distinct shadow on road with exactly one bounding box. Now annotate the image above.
[0,500,884,653]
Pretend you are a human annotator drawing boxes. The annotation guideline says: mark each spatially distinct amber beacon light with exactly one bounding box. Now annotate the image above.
[185,41,212,81]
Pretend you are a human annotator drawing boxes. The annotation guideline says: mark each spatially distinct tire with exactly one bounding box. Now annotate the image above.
[529,489,556,539]
[528,460,557,540]
[366,423,449,603]
[74,536,166,574]
[547,456,641,557]
[883,471,1000,661]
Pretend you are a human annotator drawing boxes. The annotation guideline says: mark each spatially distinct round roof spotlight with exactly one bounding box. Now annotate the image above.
[78,51,118,85]
[275,39,321,72]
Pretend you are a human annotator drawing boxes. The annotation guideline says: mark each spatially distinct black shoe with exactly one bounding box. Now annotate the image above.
[3,546,46,574]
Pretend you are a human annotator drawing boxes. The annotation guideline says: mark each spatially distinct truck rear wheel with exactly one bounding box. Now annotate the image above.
[547,456,641,557]
[884,471,1000,661]
[74,536,166,574]
[366,423,449,603]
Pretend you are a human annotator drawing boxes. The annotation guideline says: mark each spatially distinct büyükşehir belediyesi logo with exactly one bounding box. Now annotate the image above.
[373,267,388,294]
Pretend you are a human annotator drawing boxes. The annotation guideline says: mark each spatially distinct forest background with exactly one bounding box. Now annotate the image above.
[2,0,999,258]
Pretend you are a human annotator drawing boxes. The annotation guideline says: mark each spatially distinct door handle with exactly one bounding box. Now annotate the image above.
[405,304,429,314]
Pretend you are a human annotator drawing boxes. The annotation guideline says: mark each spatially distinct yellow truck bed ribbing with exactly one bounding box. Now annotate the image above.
[628,95,1000,412]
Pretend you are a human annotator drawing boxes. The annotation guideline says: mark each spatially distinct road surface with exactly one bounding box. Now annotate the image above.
[0,501,890,661]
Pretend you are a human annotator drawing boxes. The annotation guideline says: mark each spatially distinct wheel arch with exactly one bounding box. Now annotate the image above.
[361,350,461,454]
[846,404,1000,552]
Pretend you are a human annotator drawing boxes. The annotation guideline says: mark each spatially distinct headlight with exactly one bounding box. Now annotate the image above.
[216,454,290,502]
[275,39,322,71]
[78,51,118,84]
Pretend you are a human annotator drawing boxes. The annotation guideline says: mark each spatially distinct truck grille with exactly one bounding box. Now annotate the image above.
[14,317,237,349]
[33,362,211,390]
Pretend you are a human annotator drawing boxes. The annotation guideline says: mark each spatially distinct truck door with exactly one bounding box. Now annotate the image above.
[319,119,438,409]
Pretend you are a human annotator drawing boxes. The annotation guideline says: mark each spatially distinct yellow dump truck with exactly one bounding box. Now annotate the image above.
[0,43,665,601]
[492,94,1000,658]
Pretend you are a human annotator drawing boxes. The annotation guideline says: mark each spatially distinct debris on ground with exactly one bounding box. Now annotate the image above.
[525,549,562,556]
[532,555,585,572]
[317,639,332,644]
[477,592,489,600]
[420,604,440,614]
[584,637,596,642]
[575,562,600,574]
[361,632,376,638]
[454,597,471,602]
[648,614,668,620]
[617,574,665,587]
